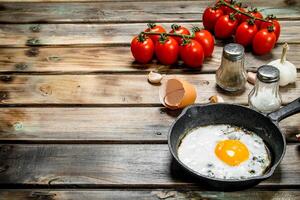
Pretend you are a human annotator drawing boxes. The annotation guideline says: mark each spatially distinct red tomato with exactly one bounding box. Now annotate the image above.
[250,9,263,28]
[155,36,179,65]
[180,39,204,68]
[227,4,246,23]
[242,9,263,28]
[260,15,280,41]
[235,21,258,47]
[214,15,238,39]
[131,34,154,64]
[169,24,190,44]
[193,27,215,57]
[144,23,166,43]
[202,6,224,32]
[217,0,233,14]
[252,27,276,55]
[236,7,247,23]
[240,12,249,24]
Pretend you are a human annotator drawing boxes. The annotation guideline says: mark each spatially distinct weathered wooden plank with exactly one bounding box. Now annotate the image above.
[0,1,298,23]
[0,0,215,2]
[0,0,195,1]
[0,144,298,187]
[0,74,299,105]
[0,189,300,200]
[0,107,298,143]
[0,44,300,73]
[0,21,299,47]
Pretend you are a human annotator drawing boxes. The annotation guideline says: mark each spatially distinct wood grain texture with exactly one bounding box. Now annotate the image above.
[0,0,298,23]
[0,144,299,187]
[1,0,229,1]
[0,0,216,1]
[0,74,299,105]
[0,44,300,73]
[0,21,299,47]
[0,189,300,200]
[0,107,298,143]
[0,0,198,1]
[0,0,299,195]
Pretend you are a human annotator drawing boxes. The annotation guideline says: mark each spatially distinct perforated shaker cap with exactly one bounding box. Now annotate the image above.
[223,43,245,61]
[257,65,280,83]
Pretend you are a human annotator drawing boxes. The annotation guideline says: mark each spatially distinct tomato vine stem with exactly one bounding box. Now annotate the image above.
[141,31,195,39]
[218,0,272,23]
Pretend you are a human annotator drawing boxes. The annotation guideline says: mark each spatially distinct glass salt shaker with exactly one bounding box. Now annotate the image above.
[249,65,282,113]
[216,43,247,92]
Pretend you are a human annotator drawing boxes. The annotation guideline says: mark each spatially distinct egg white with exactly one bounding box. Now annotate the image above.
[177,124,271,179]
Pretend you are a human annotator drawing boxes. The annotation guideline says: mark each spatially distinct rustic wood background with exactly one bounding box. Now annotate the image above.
[0,0,299,199]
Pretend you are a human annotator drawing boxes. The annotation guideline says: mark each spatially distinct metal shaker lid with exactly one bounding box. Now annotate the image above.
[223,43,245,61]
[257,65,280,83]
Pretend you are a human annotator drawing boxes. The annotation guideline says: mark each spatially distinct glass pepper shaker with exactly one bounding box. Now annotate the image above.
[216,43,247,92]
[249,65,282,113]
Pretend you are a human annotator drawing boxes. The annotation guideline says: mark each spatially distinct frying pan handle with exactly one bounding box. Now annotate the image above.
[268,97,300,122]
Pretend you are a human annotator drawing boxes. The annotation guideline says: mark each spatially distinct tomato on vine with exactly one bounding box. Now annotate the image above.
[247,8,263,28]
[227,2,247,22]
[169,24,190,44]
[214,14,238,39]
[180,39,204,68]
[252,26,276,55]
[260,15,281,41]
[193,26,215,57]
[144,23,166,43]
[217,0,234,14]
[155,34,179,65]
[202,6,224,32]
[131,34,154,64]
[235,19,258,47]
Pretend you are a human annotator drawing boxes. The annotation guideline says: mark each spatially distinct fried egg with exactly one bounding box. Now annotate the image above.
[177,124,271,179]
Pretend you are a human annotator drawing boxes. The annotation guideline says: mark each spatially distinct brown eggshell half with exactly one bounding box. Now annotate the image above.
[159,78,197,110]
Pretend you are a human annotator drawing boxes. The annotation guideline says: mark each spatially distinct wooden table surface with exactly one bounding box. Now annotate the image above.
[0,0,299,199]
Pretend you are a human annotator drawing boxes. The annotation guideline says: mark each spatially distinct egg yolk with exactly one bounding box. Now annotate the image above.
[215,140,249,166]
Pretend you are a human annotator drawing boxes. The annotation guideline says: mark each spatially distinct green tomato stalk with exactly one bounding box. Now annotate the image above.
[141,31,195,39]
[218,0,273,24]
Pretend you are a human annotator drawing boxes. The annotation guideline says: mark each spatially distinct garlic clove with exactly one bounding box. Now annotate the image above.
[148,71,163,84]
[247,72,256,85]
[209,95,225,103]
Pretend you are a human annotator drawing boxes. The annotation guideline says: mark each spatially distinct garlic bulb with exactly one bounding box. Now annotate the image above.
[148,71,163,84]
[268,43,297,87]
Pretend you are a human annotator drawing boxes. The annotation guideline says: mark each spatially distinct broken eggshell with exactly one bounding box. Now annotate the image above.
[159,78,197,110]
